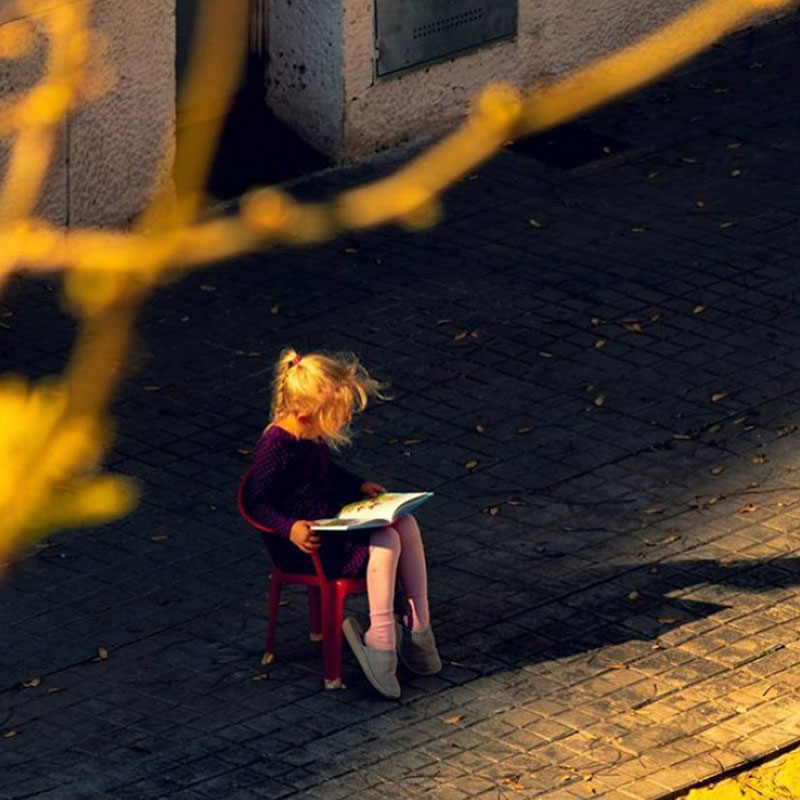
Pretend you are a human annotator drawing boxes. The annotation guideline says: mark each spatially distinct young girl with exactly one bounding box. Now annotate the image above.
[243,348,441,699]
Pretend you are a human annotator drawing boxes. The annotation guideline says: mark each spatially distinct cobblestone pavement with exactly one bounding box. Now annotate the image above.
[3,11,800,800]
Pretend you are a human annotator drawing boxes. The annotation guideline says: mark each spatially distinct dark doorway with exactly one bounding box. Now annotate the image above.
[175,1,330,204]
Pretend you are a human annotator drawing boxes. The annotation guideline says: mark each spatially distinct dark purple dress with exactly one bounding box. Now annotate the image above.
[242,425,372,577]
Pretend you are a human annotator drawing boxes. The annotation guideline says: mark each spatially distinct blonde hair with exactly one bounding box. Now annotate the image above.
[270,348,387,448]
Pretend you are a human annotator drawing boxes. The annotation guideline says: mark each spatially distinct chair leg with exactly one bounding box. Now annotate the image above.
[307,585,322,642]
[263,573,281,665]
[321,583,346,689]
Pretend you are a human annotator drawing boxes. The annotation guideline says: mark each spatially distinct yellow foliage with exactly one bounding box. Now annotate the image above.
[0,0,794,565]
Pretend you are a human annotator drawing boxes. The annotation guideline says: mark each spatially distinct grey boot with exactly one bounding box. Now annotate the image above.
[396,620,442,676]
[343,617,401,699]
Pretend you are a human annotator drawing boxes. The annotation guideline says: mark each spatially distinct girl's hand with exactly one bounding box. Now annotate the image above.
[290,520,320,554]
[361,481,387,497]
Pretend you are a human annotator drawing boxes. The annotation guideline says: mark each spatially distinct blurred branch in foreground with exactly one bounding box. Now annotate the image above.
[0,0,794,566]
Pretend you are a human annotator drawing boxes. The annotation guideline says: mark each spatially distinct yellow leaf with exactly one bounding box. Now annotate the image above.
[21,677,41,688]
[693,304,706,314]
[591,317,602,326]
[594,394,606,407]
[710,465,725,476]
[595,339,607,349]
[464,460,478,469]
[738,503,757,513]
[730,169,741,177]
[517,426,533,434]
[752,452,768,465]
[475,425,486,434]
[95,647,109,661]
[3,730,19,739]
[270,304,280,315]
[488,506,500,516]
[607,663,628,670]
[643,506,666,515]
[711,392,727,403]
[453,331,468,341]
[443,714,466,724]
[628,590,639,601]
[623,321,643,333]
[151,535,169,542]
[529,218,542,228]
[696,200,705,208]
[719,221,734,229]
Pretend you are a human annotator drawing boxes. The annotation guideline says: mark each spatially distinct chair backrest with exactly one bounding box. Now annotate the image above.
[237,466,328,580]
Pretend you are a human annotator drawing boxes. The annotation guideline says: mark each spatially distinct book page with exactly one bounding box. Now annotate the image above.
[338,492,428,522]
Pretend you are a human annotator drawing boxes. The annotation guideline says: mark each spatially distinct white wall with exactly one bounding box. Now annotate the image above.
[266,0,345,156]
[0,0,175,228]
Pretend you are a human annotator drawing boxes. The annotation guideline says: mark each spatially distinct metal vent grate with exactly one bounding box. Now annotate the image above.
[376,0,517,78]
[413,9,485,40]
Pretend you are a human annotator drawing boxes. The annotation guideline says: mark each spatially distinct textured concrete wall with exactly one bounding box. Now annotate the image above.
[0,0,175,228]
[341,0,699,160]
[266,0,344,156]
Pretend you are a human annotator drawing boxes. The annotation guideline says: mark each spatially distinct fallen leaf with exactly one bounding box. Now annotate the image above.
[539,351,554,358]
[696,200,705,208]
[464,460,478,469]
[658,617,681,624]
[488,506,500,516]
[623,321,643,333]
[730,169,741,178]
[595,339,607,349]
[651,643,663,650]
[475,425,486,434]
[252,673,269,681]
[628,590,639,601]
[199,284,216,292]
[682,156,698,164]
[738,503,757,513]
[270,304,280,315]
[443,714,466,725]
[727,141,742,149]
[650,313,663,323]
[344,247,358,254]
[672,433,693,440]
[436,318,452,325]
[180,315,189,322]
[607,663,628,670]
[707,495,722,506]
[778,424,798,437]
[470,330,479,339]
[693,304,706,314]
[501,776,525,791]
[648,171,660,179]
[46,688,63,694]
[506,500,528,506]
[3,730,18,739]
[144,385,160,392]
[719,221,734,229]
[21,677,41,688]
[237,447,252,455]
[708,423,723,434]
[711,392,727,403]
[517,426,533,434]
[402,438,423,445]
[710,465,725,476]
[631,227,646,232]
[529,218,542,228]
[643,506,666,515]
[752,452,768,465]
[453,331,468,341]
[591,317,602,326]
[583,773,594,781]
[95,647,109,662]
[594,394,606,407]
[151,535,169,542]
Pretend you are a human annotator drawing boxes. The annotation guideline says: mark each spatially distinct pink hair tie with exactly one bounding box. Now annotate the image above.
[291,354,302,367]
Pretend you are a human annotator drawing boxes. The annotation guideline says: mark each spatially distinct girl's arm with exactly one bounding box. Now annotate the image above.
[248,436,297,539]
[328,457,365,502]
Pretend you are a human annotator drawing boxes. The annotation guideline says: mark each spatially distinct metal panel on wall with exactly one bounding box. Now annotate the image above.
[375,0,517,78]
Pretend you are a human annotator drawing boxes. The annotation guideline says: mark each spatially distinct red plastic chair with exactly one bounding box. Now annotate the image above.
[236,468,367,689]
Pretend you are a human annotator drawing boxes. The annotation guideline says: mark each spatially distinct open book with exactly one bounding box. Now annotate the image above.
[310,492,433,532]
